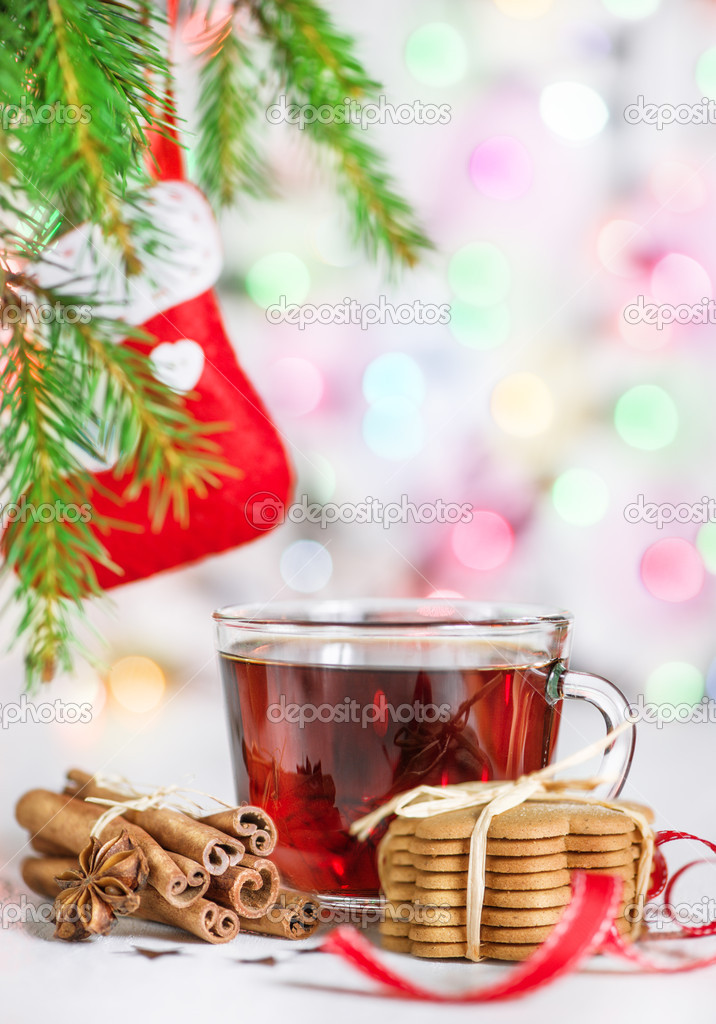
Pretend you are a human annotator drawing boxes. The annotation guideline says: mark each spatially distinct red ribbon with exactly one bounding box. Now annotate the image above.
[645,831,716,940]
[319,831,716,1001]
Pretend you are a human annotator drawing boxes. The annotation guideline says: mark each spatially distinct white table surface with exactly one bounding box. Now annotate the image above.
[1,670,715,1024]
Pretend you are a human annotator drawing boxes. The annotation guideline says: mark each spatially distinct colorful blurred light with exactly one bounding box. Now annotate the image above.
[363,352,425,405]
[601,0,660,20]
[650,252,711,306]
[646,662,704,706]
[449,301,511,349]
[246,252,310,308]
[618,314,672,351]
[696,47,716,101]
[426,589,465,599]
[468,136,533,200]
[491,372,554,437]
[404,23,468,87]
[362,398,424,460]
[552,468,609,526]
[280,540,333,593]
[108,656,165,713]
[640,538,705,602]
[451,510,514,571]
[268,357,323,417]
[650,161,706,214]
[613,385,678,450]
[596,219,641,277]
[448,242,510,307]
[539,81,609,142]
[696,522,716,574]
[493,0,555,17]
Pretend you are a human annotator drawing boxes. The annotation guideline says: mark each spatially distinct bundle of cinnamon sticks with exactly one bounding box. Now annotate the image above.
[17,770,320,944]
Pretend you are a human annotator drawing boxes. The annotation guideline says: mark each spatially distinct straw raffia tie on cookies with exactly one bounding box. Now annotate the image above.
[351,722,653,962]
[85,776,233,837]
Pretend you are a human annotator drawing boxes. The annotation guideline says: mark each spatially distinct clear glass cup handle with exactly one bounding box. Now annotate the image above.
[547,663,635,797]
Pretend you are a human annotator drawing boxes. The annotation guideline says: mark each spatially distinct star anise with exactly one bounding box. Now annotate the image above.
[53,830,149,941]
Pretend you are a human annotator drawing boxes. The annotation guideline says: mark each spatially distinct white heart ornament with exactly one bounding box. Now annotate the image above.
[150,339,205,393]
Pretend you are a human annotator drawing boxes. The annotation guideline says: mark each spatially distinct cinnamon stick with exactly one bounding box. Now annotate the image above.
[21,857,240,944]
[16,790,204,907]
[240,889,320,939]
[166,853,210,901]
[66,771,244,874]
[206,854,280,919]
[30,835,70,856]
[133,890,240,944]
[22,855,68,900]
[200,806,278,857]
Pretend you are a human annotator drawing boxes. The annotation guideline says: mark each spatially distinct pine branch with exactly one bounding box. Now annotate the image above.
[0,278,234,687]
[196,25,270,207]
[6,0,171,265]
[253,0,380,99]
[251,0,431,268]
[0,319,117,687]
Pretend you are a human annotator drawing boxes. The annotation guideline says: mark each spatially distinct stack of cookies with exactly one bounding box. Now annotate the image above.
[378,800,652,961]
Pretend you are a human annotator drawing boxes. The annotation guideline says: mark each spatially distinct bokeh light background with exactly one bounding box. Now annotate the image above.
[5,0,716,779]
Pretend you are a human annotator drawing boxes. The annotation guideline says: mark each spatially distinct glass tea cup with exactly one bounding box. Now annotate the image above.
[214,599,634,908]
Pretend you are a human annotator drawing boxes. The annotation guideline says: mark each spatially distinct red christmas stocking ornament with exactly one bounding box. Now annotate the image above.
[31,134,292,586]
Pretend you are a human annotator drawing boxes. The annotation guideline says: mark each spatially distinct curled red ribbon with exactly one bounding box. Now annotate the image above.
[319,831,716,1002]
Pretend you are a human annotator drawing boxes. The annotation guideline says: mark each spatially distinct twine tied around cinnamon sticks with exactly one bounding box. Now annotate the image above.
[351,722,653,962]
[86,775,233,837]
